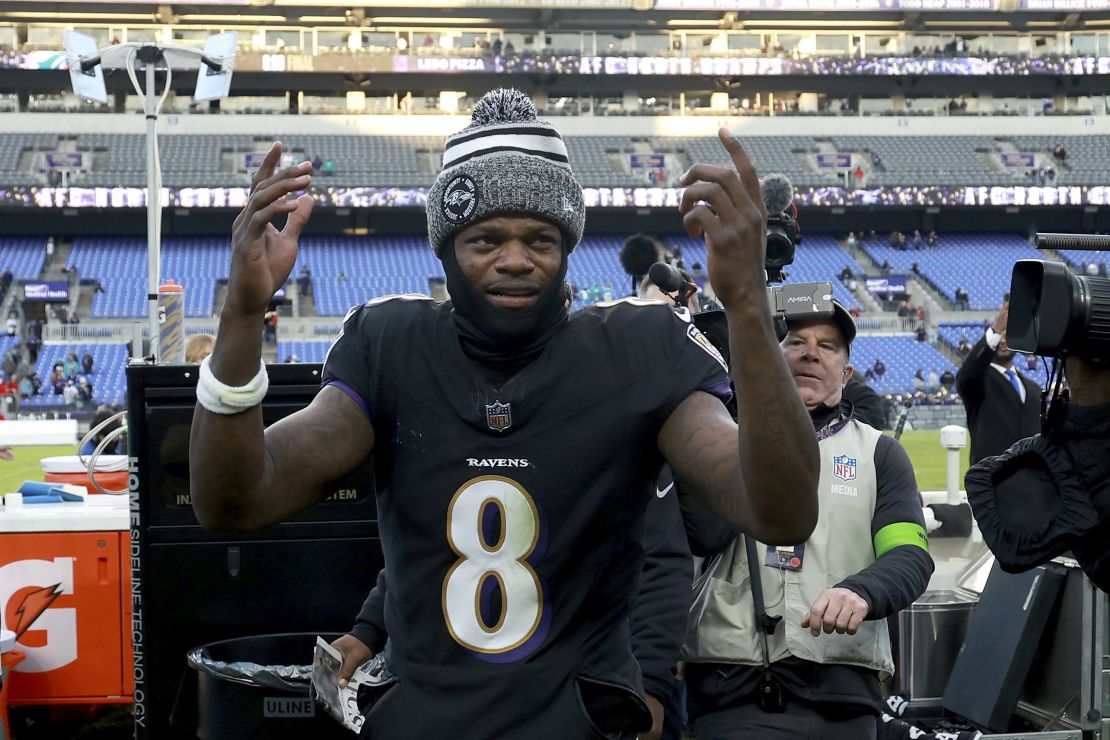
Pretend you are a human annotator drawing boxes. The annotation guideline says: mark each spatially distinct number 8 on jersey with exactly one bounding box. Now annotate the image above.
[442,476,545,655]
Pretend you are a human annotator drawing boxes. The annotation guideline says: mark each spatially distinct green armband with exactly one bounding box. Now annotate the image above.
[873,522,929,557]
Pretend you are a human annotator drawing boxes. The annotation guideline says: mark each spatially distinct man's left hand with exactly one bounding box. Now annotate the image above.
[801,587,868,636]
[678,128,768,310]
[640,692,664,740]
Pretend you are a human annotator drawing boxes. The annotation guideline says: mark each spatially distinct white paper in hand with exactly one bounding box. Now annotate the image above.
[312,636,396,733]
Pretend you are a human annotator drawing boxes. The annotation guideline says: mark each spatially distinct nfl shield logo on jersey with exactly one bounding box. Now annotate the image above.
[485,401,512,432]
[833,454,857,481]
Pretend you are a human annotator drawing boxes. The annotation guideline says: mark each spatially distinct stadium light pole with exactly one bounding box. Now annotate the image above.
[63,32,236,361]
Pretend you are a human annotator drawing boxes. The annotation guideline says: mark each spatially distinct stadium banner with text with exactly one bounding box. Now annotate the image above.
[5,184,1110,209]
[22,281,69,301]
[865,276,910,295]
[15,50,1110,77]
[654,0,996,7]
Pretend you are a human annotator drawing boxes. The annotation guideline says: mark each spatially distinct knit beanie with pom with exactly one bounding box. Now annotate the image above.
[426,88,586,257]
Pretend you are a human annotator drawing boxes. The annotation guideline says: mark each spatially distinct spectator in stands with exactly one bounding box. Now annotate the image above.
[75,376,93,409]
[1053,143,1068,161]
[50,369,65,396]
[910,230,923,250]
[927,323,938,344]
[863,367,875,382]
[187,334,216,364]
[17,373,33,399]
[1099,261,1108,278]
[1025,354,1039,372]
[915,325,928,342]
[298,265,312,297]
[896,300,914,319]
[82,351,94,375]
[957,337,972,356]
[873,359,886,379]
[849,306,862,319]
[492,37,503,56]
[853,166,865,189]
[870,152,882,169]
[927,368,940,392]
[954,286,969,310]
[80,405,123,456]
[64,351,79,379]
[913,369,925,392]
[69,312,80,325]
[888,230,905,249]
[927,231,938,249]
[311,155,323,172]
[1087,261,1099,277]
[940,368,955,390]
[839,266,854,281]
[263,310,277,344]
[26,334,40,365]
[505,40,515,55]
[846,231,858,256]
[0,268,11,302]
[63,380,77,406]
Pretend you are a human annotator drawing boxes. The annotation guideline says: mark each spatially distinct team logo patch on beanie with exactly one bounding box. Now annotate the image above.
[443,175,478,224]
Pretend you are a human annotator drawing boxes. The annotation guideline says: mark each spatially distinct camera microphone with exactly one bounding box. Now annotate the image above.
[760,173,795,216]
[648,262,695,304]
[760,174,799,283]
[1035,233,1110,251]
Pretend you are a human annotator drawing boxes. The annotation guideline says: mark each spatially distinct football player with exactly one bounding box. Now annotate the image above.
[190,89,819,738]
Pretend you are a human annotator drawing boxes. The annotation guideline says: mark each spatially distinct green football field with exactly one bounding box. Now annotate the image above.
[890,429,971,492]
[0,435,963,496]
[0,445,78,494]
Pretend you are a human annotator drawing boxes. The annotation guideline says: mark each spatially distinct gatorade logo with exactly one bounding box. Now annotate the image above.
[0,557,78,673]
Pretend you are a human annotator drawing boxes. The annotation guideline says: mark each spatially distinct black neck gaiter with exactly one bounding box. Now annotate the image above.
[441,243,570,378]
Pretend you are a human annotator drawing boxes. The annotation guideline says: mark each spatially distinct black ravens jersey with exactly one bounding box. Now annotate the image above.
[322,295,729,739]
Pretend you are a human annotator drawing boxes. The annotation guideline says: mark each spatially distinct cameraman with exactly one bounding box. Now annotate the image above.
[682,304,933,740]
[1063,357,1110,589]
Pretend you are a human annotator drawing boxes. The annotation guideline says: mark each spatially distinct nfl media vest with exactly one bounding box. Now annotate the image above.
[683,419,894,679]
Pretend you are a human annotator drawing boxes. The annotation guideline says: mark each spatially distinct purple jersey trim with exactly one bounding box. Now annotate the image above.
[323,379,374,425]
[702,378,733,403]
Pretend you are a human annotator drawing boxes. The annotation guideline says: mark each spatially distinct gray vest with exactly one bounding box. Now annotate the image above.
[683,419,894,678]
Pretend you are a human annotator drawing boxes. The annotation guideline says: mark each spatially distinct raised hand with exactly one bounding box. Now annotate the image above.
[993,302,1009,336]
[226,142,314,319]
[678,128,768,310]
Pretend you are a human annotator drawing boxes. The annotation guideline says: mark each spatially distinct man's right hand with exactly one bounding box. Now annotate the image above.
[226,141,315,319]
[993,303,1009,336]
[331,634,374,689]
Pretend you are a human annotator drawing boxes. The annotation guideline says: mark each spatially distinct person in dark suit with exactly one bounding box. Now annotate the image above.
[955,302,1041,466]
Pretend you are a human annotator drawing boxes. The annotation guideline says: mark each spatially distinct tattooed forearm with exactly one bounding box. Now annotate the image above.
[659,305,818,545]
[190,385,374,532]
[727,305,819,543]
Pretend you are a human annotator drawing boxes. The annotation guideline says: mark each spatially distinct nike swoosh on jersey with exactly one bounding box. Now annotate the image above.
[656,482,675,499]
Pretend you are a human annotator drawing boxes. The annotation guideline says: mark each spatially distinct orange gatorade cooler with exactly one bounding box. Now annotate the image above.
[41,456,129,494]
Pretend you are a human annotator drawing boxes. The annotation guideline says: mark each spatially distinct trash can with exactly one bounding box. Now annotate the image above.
[188,632,351,740]
[896,590,979,705]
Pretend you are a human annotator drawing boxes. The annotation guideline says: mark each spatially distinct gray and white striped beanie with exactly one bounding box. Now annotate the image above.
[426,88,585,257]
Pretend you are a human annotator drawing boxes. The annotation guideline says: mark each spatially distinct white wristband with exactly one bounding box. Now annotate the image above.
[197,356,269,415]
